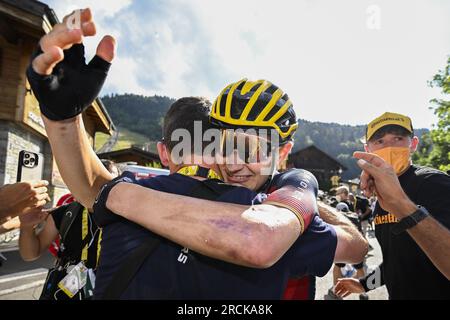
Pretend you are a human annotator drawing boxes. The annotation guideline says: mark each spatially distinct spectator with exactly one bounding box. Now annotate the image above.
[18,161,118,299]
[352,194,372,237]
[100,159,119,178]
[334,186,353,210]
[328,200,367,300]
[336,112,450,299]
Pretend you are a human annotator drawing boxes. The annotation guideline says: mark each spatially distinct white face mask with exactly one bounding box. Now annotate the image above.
[336,195,342,202]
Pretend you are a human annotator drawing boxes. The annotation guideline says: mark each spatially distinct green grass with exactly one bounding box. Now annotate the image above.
[95,127,157,152]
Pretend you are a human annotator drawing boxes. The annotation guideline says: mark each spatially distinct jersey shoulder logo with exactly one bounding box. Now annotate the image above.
[177,247,189,264]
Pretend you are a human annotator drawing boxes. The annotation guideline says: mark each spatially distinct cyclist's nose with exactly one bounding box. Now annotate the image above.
[225,161,245,173]
[223,151,245,170]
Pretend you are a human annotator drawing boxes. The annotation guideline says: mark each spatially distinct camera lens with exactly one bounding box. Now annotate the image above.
[30,158,35,163]
[24,160,30,165]
[24,153,30,159]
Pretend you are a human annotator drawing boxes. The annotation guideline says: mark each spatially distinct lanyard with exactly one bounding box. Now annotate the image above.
[80,208,102,267]
[96,229,102,267]
[81,208,89,262]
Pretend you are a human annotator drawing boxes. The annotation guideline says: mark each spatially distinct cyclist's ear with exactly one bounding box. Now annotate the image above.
[278,142,293,166]
[157,141,170,167]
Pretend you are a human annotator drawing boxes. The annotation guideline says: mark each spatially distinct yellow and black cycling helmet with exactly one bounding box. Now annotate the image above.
[210,78,298,144]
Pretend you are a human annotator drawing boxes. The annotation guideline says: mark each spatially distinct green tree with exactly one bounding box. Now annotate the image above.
[414,57,450,172]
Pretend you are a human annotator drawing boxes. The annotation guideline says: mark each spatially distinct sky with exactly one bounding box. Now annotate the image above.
[43,0,450,129]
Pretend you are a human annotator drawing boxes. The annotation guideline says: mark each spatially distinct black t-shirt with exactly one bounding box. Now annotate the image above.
[373,165,450,299]
[52,203,100,269]
[355,196,371,221]
[355,196,369,213]
[342,200,355,211]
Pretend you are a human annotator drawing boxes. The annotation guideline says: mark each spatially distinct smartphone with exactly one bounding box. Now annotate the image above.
[17,150,44,182]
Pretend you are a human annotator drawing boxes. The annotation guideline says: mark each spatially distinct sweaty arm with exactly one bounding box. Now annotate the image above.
[27,9,115,210]
[94,170,320,268]
[43,116,112,210]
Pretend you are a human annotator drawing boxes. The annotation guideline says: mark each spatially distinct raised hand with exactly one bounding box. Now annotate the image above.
[353,151,415,215]
[26,8,116,121]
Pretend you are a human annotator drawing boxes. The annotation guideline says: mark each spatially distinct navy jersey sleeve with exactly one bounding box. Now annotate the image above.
[417,172,450,229]
[267,169,320,219]
[92,171,139,227]
[287,215,337,277]
[268,169,319,197]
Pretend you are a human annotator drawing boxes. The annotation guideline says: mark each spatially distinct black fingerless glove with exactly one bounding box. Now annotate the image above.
[92,172,136,227]
[26,43,111,121]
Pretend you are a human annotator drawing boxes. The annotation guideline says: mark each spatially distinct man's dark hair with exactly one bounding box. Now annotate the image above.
[369,124,414,142]
[162,97,212,152]
[100,159,117,174]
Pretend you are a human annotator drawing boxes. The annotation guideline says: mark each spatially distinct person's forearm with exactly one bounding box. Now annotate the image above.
[318,201,359,230]
[19,227,41,261]
[318,201,368,263]
[43,115,112,209]
[395,199,450,280]
[107,183,301,268]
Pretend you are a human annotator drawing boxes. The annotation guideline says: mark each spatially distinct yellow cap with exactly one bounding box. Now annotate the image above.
[366,112,413,141]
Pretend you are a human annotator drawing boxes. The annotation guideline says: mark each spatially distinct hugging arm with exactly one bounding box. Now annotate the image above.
[99,182,303,268]
[317,201,368,264]
[94,170,321,268]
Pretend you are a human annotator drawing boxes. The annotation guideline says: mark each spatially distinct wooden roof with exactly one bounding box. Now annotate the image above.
[97,145,161,165]
[0,0,57,37]
[288,145,348,171]
[0,0,115,135]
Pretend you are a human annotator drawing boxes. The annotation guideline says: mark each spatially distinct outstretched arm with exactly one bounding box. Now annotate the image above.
[43,116,112,209]
[28,8,116,209]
